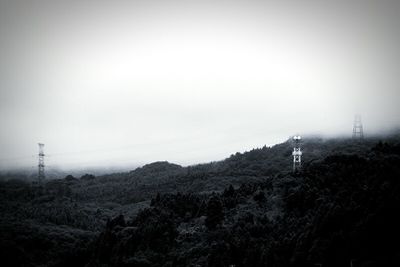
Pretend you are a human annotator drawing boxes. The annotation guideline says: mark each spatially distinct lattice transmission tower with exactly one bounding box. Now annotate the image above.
[292,135,302,172]
[38,143,45,184]
[352,114,364,140]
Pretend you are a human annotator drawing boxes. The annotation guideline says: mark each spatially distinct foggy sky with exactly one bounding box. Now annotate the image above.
[1,0,400,170]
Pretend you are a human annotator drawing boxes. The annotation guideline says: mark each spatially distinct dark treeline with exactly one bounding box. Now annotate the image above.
[1,136,400,266]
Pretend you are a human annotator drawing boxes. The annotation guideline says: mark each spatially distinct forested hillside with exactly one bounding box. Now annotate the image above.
[1,135,399,267]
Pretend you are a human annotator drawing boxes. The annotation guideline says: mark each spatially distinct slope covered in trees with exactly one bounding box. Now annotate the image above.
[1,135,399,266]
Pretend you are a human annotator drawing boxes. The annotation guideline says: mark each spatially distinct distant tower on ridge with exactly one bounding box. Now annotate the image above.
[292,135,302,172]
[38,143,45,184]
[352,114,364,140]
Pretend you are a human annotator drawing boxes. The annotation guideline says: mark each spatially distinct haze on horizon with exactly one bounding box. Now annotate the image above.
[1,0,400,170]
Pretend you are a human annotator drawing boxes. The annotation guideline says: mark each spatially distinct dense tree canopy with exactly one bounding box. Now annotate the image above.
[1,135,400,266]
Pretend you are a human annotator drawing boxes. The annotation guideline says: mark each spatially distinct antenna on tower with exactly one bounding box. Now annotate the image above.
[38,143,45,184]
[352,114,364,140]
[292,135,302,172]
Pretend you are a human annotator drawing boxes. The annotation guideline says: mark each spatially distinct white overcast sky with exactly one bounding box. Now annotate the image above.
[1,0,400,170]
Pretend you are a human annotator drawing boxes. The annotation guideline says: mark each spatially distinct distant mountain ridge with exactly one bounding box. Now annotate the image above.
[132,161,183,174]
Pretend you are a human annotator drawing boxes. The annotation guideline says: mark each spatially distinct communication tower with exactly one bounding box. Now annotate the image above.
[352,114,364,140]
[292,135,302,172]
[38,143,45,184]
